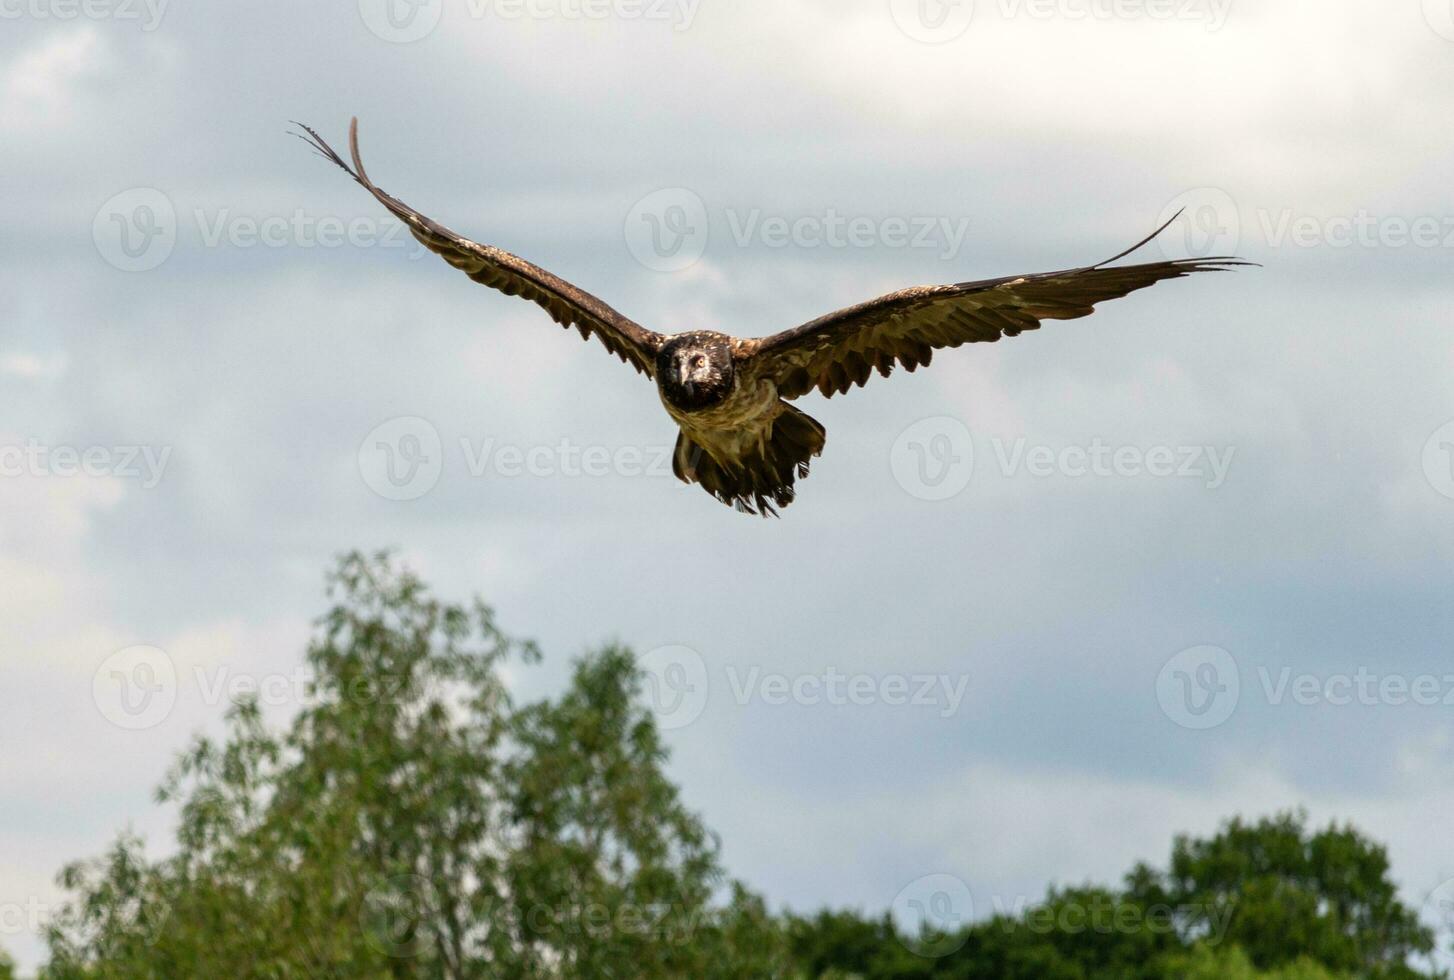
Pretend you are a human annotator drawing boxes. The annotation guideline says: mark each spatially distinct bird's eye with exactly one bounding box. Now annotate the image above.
[690,355,706,370]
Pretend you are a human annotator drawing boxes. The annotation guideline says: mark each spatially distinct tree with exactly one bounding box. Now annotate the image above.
[33,553,1443,980]
[783,814,1440,980]
[1157,944,1352,980]
[42,552,785,978]
[1124,811,1434,979]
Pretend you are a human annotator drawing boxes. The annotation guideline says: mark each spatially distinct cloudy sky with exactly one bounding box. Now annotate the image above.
[3,0,1454,971]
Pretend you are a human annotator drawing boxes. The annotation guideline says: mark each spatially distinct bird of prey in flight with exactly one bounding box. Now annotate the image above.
[296,119,1249,516]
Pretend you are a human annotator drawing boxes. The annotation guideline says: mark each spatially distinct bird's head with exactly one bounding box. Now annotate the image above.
[657,332,735,410]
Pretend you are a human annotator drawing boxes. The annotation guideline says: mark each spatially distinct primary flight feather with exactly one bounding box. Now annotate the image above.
[296,118,1251,516]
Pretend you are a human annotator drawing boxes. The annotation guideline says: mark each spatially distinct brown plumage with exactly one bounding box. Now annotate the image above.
[296,118,1253,516]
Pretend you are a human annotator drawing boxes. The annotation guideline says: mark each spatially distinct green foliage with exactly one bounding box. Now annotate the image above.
[1158,943,1352,980]
[31,554,1444,980]
[783,814,1441,980]
[0,947,16,980]
[1124,811,1434,978]
[41,552,784,979]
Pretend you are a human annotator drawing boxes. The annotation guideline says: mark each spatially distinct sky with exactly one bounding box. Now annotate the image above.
[3,0,1454,972]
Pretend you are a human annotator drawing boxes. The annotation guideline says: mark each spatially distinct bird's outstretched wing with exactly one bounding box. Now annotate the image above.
[741,216,1252,399]
[295,118,665,377]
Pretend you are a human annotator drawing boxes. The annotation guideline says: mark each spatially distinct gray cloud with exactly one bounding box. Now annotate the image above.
[3,0,1454,971]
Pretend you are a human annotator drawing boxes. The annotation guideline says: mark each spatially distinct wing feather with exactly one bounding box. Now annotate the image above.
[744,217,1253,399]
[294,119,664,377]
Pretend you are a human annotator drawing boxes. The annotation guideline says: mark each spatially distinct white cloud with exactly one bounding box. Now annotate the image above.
[0,352,68,380]
[5,0,1454,973]
[0,26,107,133]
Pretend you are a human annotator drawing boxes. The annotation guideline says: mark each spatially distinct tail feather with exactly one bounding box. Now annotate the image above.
[673,403,826,517]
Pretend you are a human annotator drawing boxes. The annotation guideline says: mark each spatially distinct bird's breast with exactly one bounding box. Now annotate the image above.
[662,376,780,438]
